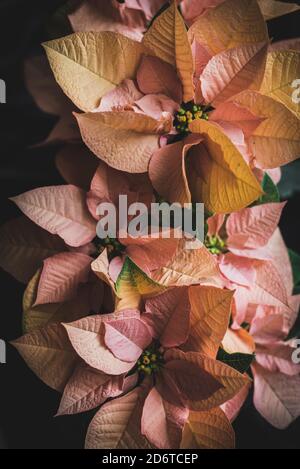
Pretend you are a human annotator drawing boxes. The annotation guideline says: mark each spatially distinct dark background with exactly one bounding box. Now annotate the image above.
[0,0,299,449]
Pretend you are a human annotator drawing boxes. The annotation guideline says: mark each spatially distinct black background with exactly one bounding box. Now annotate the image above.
[0,0,299,449]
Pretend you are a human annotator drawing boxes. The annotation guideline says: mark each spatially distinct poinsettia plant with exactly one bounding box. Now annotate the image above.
[1,0,300,450]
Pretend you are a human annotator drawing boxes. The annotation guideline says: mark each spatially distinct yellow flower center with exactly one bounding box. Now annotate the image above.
[205,235,227,255]
[174,102,209,134]
[137,348,164,375]
[93,236,125,258]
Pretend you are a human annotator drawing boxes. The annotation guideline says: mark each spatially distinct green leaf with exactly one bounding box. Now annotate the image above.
[115,257,164,309]
[257,173,280,205]
[285,310,300,341]
[279,160,300,199]
[288,249,300,287]
[217,348,254,374]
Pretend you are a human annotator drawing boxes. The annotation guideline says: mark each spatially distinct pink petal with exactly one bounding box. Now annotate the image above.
[181,0,225,24]
[108,256,124,283]
[97,79,143,112]
[87,162,131,218]
[135,94,179,120]
[248,260,289,309]
[246,303,266,323]
[265,229,294,297]
[126,0,167,22]
[85,384,152,449]
[250,314,285,344]
[35,252,92,305]
[74,110,167,174]
[11,185,96,248]
[56,363,126,416]
[192,40,213,78]
[68,0,145,41]
[104,316,153,362]
[266,168,281,184]
[200,42,268,105]
[250,297,300,339]
[232,286,251,327]
[141,386,188,449]
[143,288,190,348]
[226,202,286,250]
[136,55,182,103]
[149,134,202,205]
[122,234,180,274]
[256,344,300,377]
[253,363,300,429]
[210,101,264,138]
[219,253,256,287]
[221,382,251,422]
[87,161,154,220]
[63,311,140,375]
[214,121,251,163]
[229,246,272,261]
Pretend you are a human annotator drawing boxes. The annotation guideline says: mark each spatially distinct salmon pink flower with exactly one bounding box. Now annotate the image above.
[84,159,219,293]
[180,0,300,25]
[42,0,298,214]
[205,202,287,289]
[222,291,300,429]
[61,286,250,448]
[2,156,218,316]
[250,297,300,429]
[2,162,176,307]
[232,228,293,327]
[39,1,300,214]
[3,0,300,451]
[205,206,294,328]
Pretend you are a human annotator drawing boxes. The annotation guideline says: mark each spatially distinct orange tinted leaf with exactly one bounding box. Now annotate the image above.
[85,386,152,449]
[186,286,234,358]
[188,120,263,213]
[232,91,300,168]
[181,407,235,449]
[260,51,300,118]
[189,0,268,55]
[143,1,194,102]
[43,32,145,112]
[75,111,169,173]
[11,323,77,391]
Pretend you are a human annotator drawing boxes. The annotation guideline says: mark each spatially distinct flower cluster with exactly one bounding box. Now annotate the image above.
[1,0,300,450]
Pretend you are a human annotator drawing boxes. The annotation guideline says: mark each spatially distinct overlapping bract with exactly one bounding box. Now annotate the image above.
[1,0,300,451]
